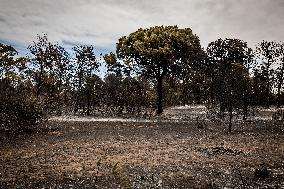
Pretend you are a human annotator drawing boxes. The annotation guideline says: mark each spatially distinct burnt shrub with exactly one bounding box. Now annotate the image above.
[0,80,47,132]
[254,167,271,179]
[0,96,46,131]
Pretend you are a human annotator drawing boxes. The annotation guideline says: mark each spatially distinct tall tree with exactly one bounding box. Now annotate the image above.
[0,43,46,130]
[207,38,254,132]
[255,41,279,107]
[275,43,284,107]
[0,43,29,87]
[47,43,71,114]
[28,34,52,97]
[28,34,71,113]
[116,26,203,114]
[0,43,19,98]
[179,49,208,105]
[73,45,100,115]
[0,43,18,80]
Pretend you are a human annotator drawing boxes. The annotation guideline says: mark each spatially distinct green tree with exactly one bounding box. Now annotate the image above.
[0,43,24,81]
[0,43,29,91]
[116,26,203,114]
[0,43,17,78]
[104,52,124,76]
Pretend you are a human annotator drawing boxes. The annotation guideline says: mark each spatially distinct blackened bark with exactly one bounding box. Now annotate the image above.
[74,70,83,114]
[243,104,248,120]
[157,77,163,115]
[87,96,90,116]
[86,88,91,116]
[277,69,284,108]
[36,63,44,97]
[228,104,233,133]
[243,97,248,120]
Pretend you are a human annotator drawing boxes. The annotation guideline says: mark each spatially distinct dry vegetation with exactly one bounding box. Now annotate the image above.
[1,23,284,189]
[0,111,284,188]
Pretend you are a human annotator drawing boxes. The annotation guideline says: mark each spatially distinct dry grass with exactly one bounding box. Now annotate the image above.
[0,120,283,188]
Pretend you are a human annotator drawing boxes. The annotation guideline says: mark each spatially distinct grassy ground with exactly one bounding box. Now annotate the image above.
[0,119,284,188]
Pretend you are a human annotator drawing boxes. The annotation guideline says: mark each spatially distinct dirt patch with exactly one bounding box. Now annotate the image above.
[0,120,284,188]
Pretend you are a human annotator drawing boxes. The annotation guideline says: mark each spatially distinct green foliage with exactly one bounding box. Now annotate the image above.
[117,25,203,114]
[0,43,19,80]
[117,26,201,78]
[104,52,124,75]
[162,76,182,107]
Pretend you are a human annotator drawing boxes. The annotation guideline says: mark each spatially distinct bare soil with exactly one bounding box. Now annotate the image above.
[0,118,284,188]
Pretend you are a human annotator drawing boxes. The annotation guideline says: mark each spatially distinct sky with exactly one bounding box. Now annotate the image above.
[0,0,284,56]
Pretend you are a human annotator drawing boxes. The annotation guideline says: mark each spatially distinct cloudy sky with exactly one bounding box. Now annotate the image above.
[0,0,284,55]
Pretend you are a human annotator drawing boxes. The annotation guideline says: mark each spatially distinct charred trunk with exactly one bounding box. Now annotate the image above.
[157,77,163,115]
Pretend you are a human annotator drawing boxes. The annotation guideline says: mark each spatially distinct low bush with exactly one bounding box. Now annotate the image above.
[0,94,47,132]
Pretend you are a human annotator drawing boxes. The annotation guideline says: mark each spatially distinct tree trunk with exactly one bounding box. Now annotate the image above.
[228,104,233,133]
[182,82,187,106]
[87,88,91,116]
[196,86,201,104]
[277,68,284,108]
[265,60,272,108]
[227,84,233,133]
[243,97,248,120]
[277,88,283,108]
[157,77,163,115]
[57,75,63,115]
[243,104,248,120]
[75,70,83,114]
[36,63,44,97]
[182,75,188,106]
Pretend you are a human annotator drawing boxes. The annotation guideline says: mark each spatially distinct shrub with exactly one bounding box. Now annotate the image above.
[0,92,46,132]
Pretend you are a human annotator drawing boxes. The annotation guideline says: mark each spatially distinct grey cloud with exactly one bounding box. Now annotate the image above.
[0,0,283,55]
[0,16,5,22]
[62,39,77,47]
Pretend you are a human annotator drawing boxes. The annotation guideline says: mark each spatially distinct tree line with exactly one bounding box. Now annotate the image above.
[0,26,283,131]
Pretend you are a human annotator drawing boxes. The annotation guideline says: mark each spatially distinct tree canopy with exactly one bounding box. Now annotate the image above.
[116,25,203,114]
[207,38,254,131]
